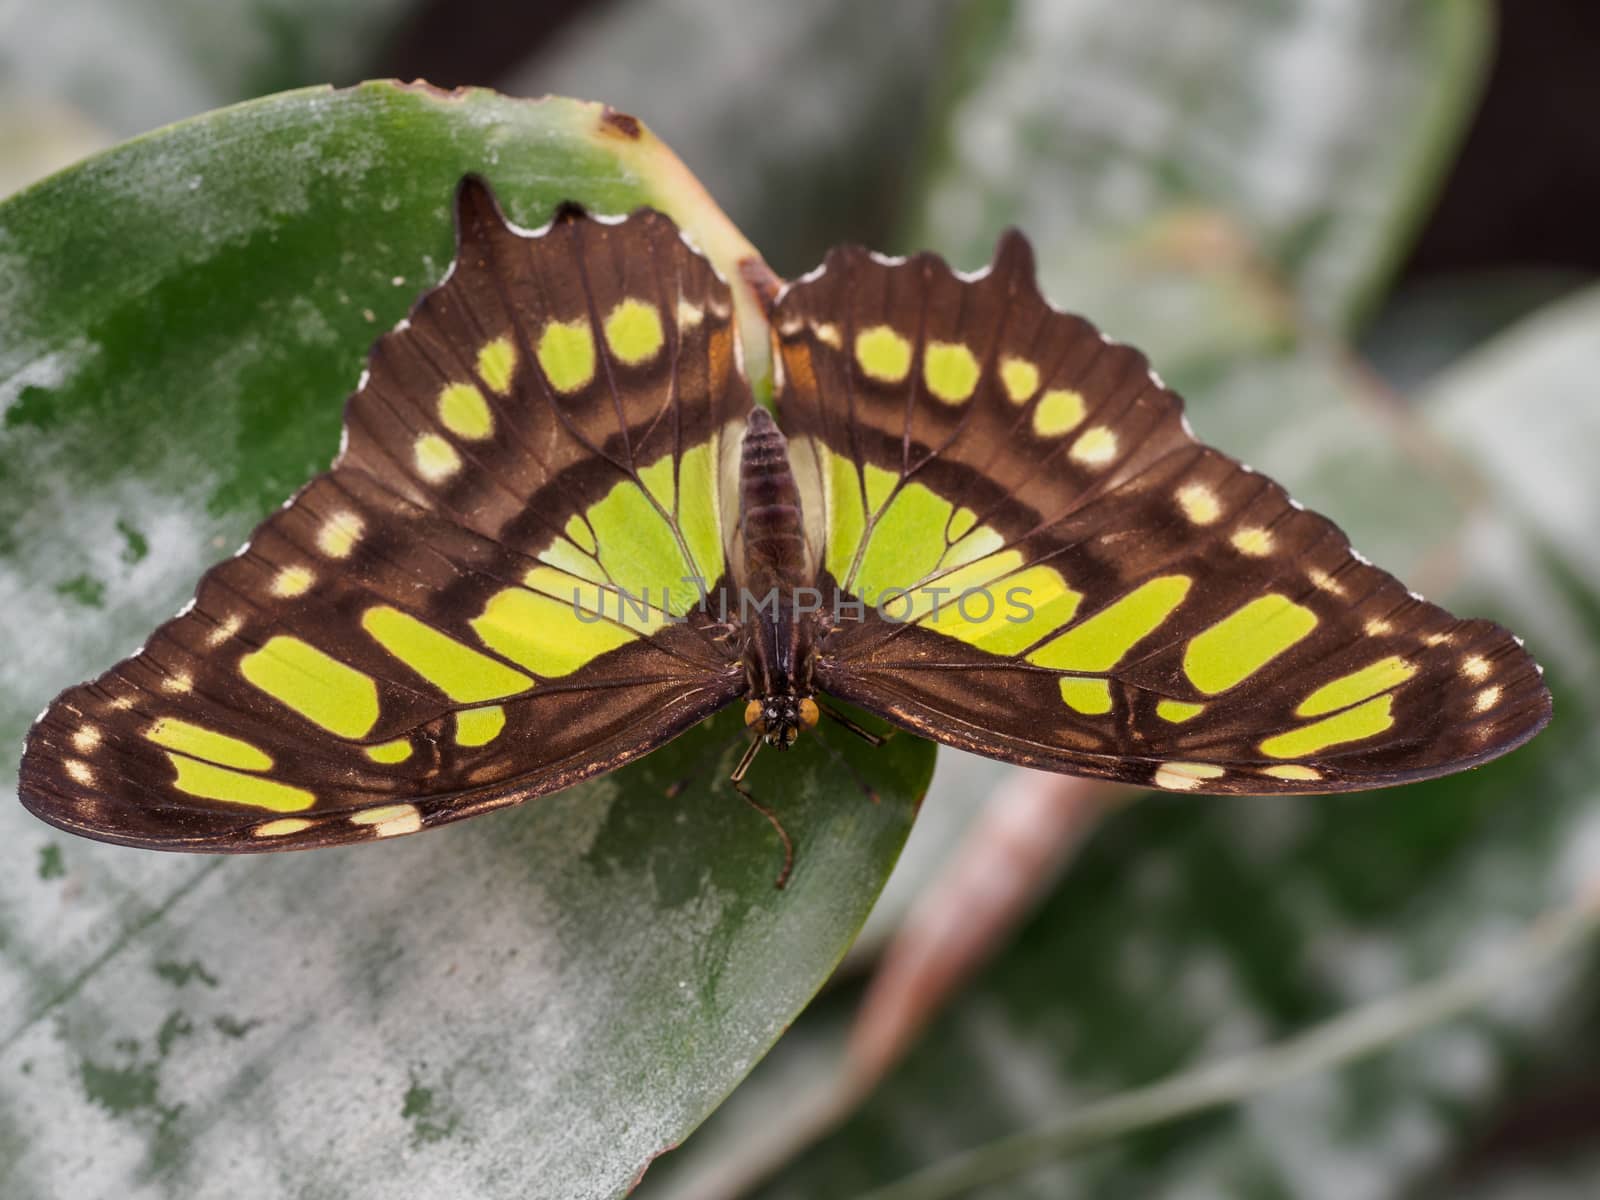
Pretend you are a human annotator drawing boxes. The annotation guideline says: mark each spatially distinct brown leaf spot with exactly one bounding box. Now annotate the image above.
[600,105,643,140]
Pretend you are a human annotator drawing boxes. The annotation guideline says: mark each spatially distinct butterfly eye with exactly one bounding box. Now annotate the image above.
[798,698,820,730]
[744,700,765,728]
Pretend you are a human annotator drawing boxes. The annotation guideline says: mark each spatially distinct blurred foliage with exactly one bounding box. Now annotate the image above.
[0,0,416,137]
[503,0,969,276]
[2,0,1599,1198]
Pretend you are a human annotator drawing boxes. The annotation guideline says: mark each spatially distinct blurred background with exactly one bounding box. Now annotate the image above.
[4,0,1600,1197]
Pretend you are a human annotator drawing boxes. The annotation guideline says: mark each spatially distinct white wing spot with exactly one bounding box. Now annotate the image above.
[1154,761,1226,791]
[676,297,705,331]
[207,614,244,647]
[316,511,365,559]
[1068,426,1118,466]
[1308,568,1348,598]
[271,565,315,598]
[254,818,314,838]
[414,433,462,483]
[1176,483,1221,525]
[1230,527,1274,557]
[351,803,423,838]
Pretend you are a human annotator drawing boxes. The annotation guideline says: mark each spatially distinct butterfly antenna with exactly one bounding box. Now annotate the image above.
[731,737,795,889]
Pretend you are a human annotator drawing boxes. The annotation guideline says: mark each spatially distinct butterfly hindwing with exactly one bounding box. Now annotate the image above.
[20,179,750,851]
[773,234,1551,793]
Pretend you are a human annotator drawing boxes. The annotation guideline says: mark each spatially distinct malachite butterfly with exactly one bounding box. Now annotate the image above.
[19,176,1551,882]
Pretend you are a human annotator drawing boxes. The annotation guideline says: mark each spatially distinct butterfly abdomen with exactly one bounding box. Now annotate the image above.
[739,408,810,597]
[737,408,816,707]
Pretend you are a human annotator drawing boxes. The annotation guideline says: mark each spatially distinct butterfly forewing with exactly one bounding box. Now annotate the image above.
[773,234,1551,793]
[20,178,750,851]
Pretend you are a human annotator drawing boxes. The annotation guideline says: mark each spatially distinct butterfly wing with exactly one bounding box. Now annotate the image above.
[20,177,751,850]
[773,233,1551,793]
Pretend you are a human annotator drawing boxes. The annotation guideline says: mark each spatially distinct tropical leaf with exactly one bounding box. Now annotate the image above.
[0,83,932,1200]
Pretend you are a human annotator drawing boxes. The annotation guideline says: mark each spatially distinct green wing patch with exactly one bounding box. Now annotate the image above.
[773,233,1551,794]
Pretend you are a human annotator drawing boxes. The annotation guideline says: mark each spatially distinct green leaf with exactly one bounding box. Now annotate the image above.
[0,84,932,1199]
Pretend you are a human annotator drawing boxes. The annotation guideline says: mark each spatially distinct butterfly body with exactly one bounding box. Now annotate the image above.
[17,175,1551,857]
[734,406,821,750]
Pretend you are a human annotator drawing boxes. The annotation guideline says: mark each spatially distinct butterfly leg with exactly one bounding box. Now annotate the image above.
[817,699,890,747]
[731,737,795,889]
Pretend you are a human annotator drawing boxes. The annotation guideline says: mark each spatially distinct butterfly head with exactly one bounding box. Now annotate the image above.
[744,694,821,749]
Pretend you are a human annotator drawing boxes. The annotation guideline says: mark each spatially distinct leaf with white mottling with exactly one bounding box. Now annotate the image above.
[0,83,932,1200]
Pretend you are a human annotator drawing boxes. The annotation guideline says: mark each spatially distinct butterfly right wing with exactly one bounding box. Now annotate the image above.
[773,231,1550,793]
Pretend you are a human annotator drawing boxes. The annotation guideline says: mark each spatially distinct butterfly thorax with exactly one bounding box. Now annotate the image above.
[738,408,821,748]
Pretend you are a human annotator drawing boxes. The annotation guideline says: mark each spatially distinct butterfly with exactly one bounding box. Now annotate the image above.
[18,175,1552,884]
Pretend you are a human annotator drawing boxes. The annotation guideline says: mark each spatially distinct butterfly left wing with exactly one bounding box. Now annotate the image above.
[19,178,750,851]
[773,233,1551,794]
